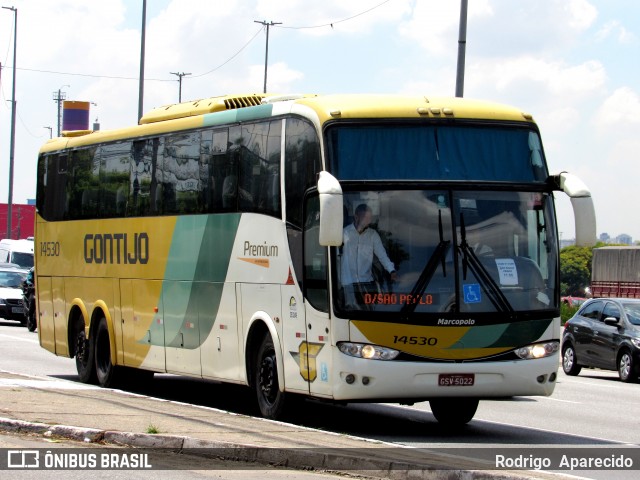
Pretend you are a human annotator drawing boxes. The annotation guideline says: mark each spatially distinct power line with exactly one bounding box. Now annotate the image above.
[8,26,264,83]
[279,0,392,30]
[1,1,394,85]
[189,27,263,79]
[10,66,172,82]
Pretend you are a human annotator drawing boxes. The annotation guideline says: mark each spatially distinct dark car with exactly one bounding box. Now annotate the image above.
[22,267,36,332]
[562,298,640,382]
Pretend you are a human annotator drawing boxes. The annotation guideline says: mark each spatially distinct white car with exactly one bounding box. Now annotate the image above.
[0,264,28,324]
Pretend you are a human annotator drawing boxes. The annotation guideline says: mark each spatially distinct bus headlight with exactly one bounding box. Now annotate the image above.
[515,341,559,360]
[338,342,399,360]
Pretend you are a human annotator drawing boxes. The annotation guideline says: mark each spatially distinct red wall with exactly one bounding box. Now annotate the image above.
[0,203,35,239]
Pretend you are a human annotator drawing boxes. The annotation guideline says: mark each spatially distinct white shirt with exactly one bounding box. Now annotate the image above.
[340,223,395,285]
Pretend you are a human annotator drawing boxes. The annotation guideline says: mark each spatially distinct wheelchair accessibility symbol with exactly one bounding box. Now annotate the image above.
[463,283,482,304]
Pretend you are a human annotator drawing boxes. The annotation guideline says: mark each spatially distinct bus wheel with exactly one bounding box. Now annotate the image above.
[254,334,285,419]
[75,321,96,384]
[94,317,117,388]
[430,398,478,426]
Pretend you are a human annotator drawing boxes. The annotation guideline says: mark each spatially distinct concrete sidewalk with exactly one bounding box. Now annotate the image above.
[0,371,568,479]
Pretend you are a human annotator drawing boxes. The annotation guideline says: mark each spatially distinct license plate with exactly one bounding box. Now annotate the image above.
[438,373,475,386]
[11,307,24,314]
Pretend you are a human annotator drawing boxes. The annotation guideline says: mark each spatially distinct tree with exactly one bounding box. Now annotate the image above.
[559,245,593,296]
[560,242,629,297]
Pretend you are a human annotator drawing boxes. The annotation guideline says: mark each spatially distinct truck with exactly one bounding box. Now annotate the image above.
[0,238,34,269]
[591,246,640,298]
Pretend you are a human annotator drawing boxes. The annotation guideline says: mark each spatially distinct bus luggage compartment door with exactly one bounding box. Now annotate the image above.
[120,279,165,372]
[37,276,55,354]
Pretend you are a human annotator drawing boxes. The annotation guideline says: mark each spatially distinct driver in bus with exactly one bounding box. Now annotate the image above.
[340,203,397,308]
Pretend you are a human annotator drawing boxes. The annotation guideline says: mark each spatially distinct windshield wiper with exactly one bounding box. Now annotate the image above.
[458,213,514,313]
[401,210,450,314]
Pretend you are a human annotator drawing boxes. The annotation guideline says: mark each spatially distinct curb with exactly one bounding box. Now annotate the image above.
[0,417,561,480]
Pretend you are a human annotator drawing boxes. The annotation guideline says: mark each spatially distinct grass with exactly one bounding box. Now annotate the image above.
[146,424,160,434]
[560,302,580,325]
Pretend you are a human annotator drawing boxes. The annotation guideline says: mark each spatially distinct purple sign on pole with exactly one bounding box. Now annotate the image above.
[62,101,90,131]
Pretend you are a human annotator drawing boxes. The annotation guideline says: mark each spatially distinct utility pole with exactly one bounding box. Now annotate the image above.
[52,86,69,137]
[170,72,191,102]
[254,20,281,93]
[138,0,147,122]
[455,0,468,98]
[2,5,17,239]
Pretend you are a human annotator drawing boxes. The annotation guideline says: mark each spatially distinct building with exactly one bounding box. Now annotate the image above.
[0,203,35,239]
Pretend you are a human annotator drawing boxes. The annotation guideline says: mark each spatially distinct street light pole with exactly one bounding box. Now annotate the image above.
[138,0,146,122]
[170,72,191,102]
[455,0,468,98]
[254,20,281,94]
[2,5,17,239]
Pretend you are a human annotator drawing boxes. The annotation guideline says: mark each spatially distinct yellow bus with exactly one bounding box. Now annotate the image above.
[36,93,595,424]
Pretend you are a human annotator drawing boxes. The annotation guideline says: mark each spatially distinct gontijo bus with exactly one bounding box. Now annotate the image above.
[35,93,596,424]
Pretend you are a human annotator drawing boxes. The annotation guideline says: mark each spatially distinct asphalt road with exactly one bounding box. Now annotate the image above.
[1,320,638,480]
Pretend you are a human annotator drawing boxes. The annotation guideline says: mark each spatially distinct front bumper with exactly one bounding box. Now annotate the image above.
[0,300,25,322]
[331,352,560,401]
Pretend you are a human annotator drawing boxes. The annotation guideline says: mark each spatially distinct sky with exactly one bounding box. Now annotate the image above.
[0,0,638,242]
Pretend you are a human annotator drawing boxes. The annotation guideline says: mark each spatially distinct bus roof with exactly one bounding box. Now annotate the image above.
[39,93,535,154]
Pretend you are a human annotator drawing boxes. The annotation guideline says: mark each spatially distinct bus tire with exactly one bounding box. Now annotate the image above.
[74,320,96,384]
[254,334,286,419]
[94,317,117,388]
[430,398,478,426]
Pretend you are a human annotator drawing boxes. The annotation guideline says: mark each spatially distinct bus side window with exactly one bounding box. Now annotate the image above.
[38,153,68,221]
[70,149,99,219]
[100,141,131,218]
[200,129,229,212]
[229,120,282,218]
[162,131,201,214]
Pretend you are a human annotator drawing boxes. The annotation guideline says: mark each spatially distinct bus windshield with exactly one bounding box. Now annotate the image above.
[334,188,558,317]
[327,123,548,182]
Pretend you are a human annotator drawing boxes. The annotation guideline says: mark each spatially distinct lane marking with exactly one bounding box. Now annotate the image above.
[536,396,580,404]
[0,333,39,345]
[0,378,100,390]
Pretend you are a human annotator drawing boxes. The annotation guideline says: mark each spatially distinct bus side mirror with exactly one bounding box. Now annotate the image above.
[550,172,597,247]
[317,171,343,246]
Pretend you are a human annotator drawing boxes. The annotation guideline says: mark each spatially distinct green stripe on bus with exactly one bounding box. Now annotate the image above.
[203,104,274,127]
[487,318,552,348]
[448,318,552,350]
[158,213,241,349]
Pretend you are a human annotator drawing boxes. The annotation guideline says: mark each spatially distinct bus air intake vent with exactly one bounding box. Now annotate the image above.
[224,95,265,110]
